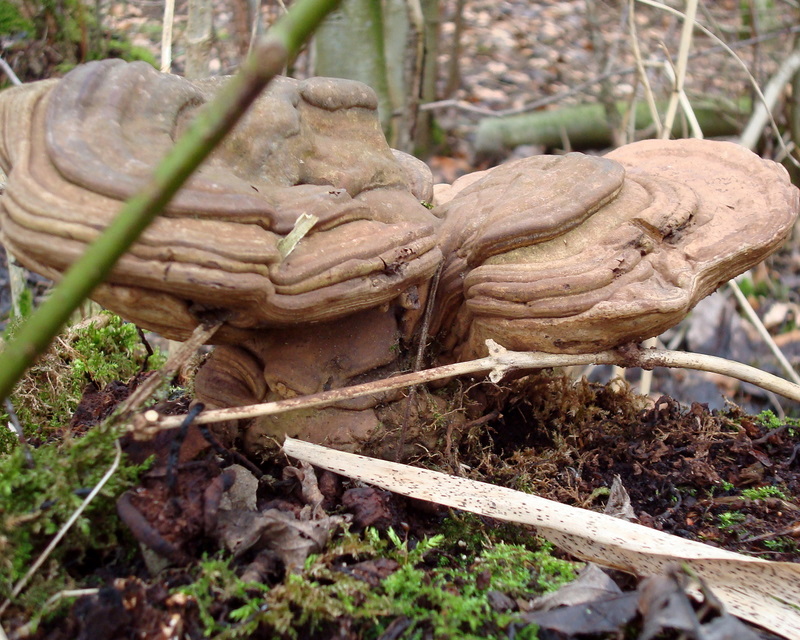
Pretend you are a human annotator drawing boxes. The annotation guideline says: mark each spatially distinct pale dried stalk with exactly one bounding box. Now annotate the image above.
[116,320,222,417]
[0,57,20,86]
[637,336,658,396]
[728,279,800,385]
[660,0,697,136]
[161,0,176,72]
[283,437,800,639]
[660,61,703,138]
[628,0,662,137]
[636,0,796,165]
[136,340,800,435]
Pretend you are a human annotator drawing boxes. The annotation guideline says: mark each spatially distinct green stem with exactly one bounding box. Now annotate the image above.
[0,0,342,403]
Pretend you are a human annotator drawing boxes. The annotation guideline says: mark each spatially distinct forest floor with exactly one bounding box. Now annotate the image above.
[2,1,800,639]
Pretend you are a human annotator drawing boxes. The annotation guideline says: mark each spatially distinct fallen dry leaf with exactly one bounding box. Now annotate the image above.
[638,569,762,640]
[212,461,348,571]
[523,563,641,635]
[215,508,346,572]
[530,563,622,611]
[523,591,639,635]
[604,475,637,521]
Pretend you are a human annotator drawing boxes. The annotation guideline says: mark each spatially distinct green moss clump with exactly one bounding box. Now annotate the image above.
[0,0,34,35]
[0,422,147,610]
[0,311,163,616]
[1,311,164,442]
[180,526,579,639]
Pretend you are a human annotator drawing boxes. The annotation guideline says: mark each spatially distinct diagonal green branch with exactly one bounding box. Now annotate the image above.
[0,0,342,403]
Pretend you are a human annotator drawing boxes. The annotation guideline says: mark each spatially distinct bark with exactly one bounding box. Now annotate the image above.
[313,0,392,133]
[474,98,750,157]
[312,0,438,151]
[185,0,214,80]
[413,0,440,156]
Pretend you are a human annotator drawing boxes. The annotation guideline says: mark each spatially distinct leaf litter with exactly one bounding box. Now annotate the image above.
[7,367,795,639]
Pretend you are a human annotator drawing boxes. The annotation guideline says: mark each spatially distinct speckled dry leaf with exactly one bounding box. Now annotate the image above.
[283,437,800,639]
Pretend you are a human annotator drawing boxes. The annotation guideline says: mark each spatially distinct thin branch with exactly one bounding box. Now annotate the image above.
[728,279,800,385]
[661,0,697,136]
[136,340,800,435]
[638,336,658,396]
[115,320,223,418]
[629,0,662,137]
[660,60,703,138]
[739,43,800,149]
[444,0,467,96]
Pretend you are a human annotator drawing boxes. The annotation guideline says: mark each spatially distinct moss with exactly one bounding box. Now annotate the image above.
[179,525,579,639]
[0,421,148,610]
[0,311,164,616]
[741,485,789,501]
[1,311,164,442]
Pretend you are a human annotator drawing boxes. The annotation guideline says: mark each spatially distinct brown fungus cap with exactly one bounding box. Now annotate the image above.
[0,60,441,341]
[432,139,799,358]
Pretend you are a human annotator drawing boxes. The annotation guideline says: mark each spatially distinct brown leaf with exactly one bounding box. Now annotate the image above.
[215,508,346,572]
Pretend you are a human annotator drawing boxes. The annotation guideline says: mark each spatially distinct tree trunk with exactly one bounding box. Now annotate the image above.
[185,0,214,79]
[313,0,392,134]
[312,0,438,151]
[474,98,751,158]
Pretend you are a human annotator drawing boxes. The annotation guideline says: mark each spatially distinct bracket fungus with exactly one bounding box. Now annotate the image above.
[431,138,800,360]
[1,60,798,451]
[0,59,442,341]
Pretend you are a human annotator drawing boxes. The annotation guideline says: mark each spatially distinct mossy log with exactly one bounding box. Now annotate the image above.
[474,98,751,156]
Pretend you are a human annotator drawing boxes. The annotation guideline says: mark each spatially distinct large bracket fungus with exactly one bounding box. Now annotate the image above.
[1,60,798,451]
[431,138,799,360]
[0,60,442,341]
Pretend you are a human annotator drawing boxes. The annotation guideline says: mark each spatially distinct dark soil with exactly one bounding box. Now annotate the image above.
[11,371,796,640]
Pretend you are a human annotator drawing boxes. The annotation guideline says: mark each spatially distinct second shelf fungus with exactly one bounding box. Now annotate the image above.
[432,138,799,360]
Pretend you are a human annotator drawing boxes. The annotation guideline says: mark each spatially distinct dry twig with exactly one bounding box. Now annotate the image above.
[136,341,800,436]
